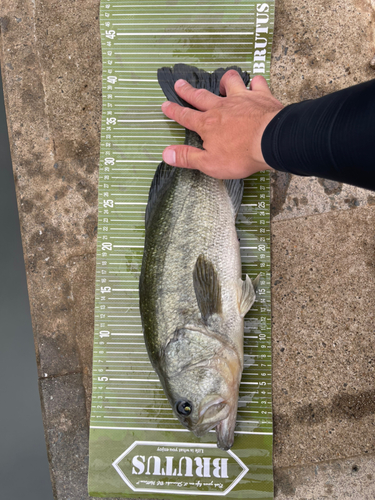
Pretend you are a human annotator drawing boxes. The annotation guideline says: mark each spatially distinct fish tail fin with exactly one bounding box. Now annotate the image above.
[157,64,250,108]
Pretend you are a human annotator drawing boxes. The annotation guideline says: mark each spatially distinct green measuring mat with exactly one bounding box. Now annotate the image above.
[89,1,274,498]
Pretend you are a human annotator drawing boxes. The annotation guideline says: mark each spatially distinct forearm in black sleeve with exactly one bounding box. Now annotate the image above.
[261,79,375,191]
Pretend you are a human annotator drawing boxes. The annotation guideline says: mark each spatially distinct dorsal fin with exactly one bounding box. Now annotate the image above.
[157,64,250,108]
[224,179,244,218]
[145,161,176,227]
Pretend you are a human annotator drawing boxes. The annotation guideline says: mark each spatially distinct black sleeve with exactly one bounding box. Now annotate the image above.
[261,79,375,191]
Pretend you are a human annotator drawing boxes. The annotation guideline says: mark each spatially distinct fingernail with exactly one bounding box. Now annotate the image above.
[175,79,186,88]
[163,148,176,166]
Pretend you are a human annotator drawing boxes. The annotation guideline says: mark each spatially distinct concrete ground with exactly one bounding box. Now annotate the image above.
[1,0,375,498]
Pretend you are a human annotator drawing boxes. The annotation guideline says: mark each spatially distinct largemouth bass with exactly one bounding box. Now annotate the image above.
[139,64,259,450]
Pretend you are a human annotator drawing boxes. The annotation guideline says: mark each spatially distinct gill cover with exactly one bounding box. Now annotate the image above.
[163,326,223,378]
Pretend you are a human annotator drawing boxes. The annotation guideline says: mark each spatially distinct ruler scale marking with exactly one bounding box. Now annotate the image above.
[90,1,273,497]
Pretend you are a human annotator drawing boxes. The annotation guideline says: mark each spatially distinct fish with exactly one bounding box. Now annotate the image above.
[139,64,259,450]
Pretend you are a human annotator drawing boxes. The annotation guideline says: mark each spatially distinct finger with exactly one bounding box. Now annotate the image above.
[162,145,207,171]
[161,101,202,133]
[250,75,272,95]
[174,79,220,111]
[219,69,247,96]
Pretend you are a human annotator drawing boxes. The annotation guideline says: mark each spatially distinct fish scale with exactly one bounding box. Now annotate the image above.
[147,168,241,342]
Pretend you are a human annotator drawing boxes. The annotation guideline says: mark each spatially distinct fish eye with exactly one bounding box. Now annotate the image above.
[176,400,193,416]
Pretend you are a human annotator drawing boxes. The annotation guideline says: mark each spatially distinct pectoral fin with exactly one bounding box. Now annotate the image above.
[238,274,260,317]
[193,254,222,324]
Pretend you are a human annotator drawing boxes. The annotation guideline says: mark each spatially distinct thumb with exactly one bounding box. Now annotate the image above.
[162,145,206,171]
[250,75,272,94]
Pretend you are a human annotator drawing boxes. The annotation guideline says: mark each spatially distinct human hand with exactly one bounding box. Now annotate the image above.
[161,70,284,179]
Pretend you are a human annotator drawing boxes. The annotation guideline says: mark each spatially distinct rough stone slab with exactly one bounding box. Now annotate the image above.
[271,0,375,105]
[271,206,375,468]
[274,454,375,499]
[39,373,132,500]
[40,373,90,500]
[271,172,374,222]
[33,0,102,161]
[270,0,375,221]
[18,153,98,381]
[0,1,99,383]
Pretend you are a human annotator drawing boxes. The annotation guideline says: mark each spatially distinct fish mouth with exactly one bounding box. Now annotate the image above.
[189,399,238,450]
[198,395,226,419]
[190,394,230,438]
[196,394,238,451]
[215,407,237,451]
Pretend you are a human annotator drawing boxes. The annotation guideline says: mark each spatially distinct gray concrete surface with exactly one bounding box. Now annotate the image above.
[0,0,375,498]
